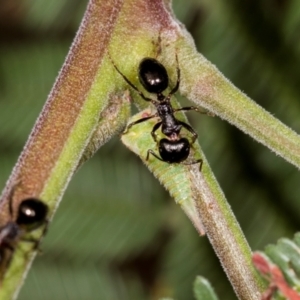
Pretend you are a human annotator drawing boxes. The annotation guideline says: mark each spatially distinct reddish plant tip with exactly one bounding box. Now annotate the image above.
[253,253,300,300]
[252,253,272,275]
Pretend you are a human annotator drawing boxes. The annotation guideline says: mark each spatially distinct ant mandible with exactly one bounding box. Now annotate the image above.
[0,189,48,278]
[110,53,203,170]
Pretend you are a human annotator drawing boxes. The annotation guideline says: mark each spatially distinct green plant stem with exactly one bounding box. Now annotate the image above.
[177,32,300,170]
[0,1,130,298]
[190,165,263,300]
[122,108,265,300]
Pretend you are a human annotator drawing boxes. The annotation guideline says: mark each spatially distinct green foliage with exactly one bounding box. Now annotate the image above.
[194,276,219,300]
[253,233,300,299]
[1,0,300,299]
[159,276,220,300]
[265,234,300,291]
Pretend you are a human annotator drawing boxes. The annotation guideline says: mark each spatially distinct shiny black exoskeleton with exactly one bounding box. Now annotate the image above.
[0,193,48,274]
[14,198,48,229]
[111,55,202,168]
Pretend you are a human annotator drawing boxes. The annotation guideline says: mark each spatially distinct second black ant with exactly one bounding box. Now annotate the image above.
[110,53,203,170]
[0,188,48,280]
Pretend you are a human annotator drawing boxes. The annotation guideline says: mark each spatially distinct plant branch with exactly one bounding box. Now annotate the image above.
[1,0,298,299]
[0,0,130,298]
[122,107,265,300]
[177,32,300,170]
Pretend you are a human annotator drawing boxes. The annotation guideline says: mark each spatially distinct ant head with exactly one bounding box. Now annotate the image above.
[138,58,169,95]
[158,138,190,163]
[16,198,48,229]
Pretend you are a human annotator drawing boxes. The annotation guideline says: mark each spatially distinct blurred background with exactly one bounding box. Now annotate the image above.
[1,0,300,299]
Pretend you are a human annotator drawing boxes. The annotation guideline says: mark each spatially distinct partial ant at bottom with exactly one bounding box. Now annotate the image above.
[0,189,48,278]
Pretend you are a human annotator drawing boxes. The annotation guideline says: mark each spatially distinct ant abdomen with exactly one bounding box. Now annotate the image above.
[16,198,48,229]
[159,138,190,163]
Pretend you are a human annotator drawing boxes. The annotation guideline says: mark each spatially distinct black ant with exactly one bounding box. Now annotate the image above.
[0,189,48,278]
[110,54,203,169]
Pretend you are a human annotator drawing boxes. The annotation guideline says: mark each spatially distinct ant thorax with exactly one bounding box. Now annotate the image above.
[0,222,20,279]
[0,222,19,247]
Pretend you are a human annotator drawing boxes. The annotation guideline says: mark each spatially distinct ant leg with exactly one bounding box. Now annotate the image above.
[21,237,39,248]
[108,53,153,102]
[7,181,20,217]
[1,249,14,271]
[169,53,180,96]
[146,149,164,162]
[8,188,14,218]
[153,29,163,58]
[174,106,214,116]
[19,238,43,257]
[182,159,203,172]
[178,121,198,144]
[3,243,14,253]
[41,219,49,237]
[21,219,49,253]
[123,114,157,134]
[151,121,162,143]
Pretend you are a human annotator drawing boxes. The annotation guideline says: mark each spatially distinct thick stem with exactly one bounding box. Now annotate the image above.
[189,166,263,300]
[122,107,266,299]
